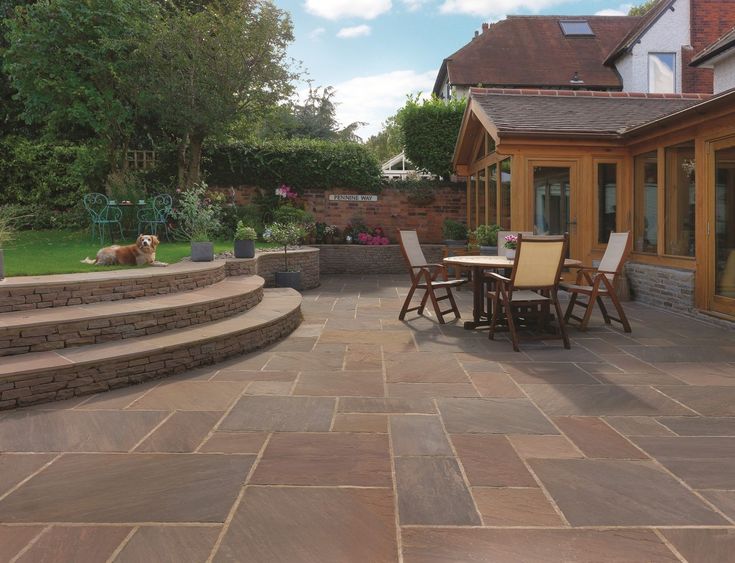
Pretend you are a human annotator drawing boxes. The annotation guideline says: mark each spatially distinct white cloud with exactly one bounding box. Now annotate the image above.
[595,8,626,15]
[439,0,572,18]
[328,70,437,139]
[337,25,372,38]
[401,0,430,11]
[304,0,392,20]
[308,27,326,40]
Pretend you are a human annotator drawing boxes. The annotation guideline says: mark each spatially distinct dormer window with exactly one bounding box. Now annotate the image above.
[560,20,594,36]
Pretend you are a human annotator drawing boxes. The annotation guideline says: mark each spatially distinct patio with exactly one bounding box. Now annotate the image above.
[1,274,734,562]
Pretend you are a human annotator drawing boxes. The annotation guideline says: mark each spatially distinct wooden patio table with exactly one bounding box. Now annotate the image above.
[443,254,582,330]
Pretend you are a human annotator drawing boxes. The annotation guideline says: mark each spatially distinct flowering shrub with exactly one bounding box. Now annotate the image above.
[172,182,223,242]
[356,226,389,245]
[503,234,518,249]
[275,184,298,201]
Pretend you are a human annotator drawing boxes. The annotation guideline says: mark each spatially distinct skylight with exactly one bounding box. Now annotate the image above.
[560,20,594,36]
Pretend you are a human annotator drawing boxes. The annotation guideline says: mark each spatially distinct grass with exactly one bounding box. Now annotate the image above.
[2,230,277,276]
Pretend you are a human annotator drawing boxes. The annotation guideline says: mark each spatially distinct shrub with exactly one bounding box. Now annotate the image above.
[272,205,314,225]
[0,206,16,248]
[474,224,501,246]
[263,221,307,270]
[234,221,257,240]
[442,219,467,240]
[171,183,223,241]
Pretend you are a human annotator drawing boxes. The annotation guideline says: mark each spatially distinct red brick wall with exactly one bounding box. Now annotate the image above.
[221,185,468,244]
[683,0,735,93]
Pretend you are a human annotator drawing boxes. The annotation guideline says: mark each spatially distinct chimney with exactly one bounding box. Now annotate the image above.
[482,23,489,33]
[473,30,479,39]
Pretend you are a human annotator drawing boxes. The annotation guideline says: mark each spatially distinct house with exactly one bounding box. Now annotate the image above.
[381,152,436,180]
[691,25,735,93]
[434,0,735,98]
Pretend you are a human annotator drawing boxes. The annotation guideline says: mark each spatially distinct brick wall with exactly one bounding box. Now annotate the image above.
[683,0,735,93]
[625,262,694,314]
[318,244,445,275]
[224,185,467,244]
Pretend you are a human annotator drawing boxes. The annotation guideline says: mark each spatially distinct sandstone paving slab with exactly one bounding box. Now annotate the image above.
[660,529,735,563]
[337,397,436,414]
[394,457,481,526]
[651,458,735,489]
[331,413,388,433]
[654,386,735,416]
[507,435,583,459]
[472,487,564,526]
[0,454,56,496]
[0,410,168,452]
[590,370,685,386]
[319,329,415,351]
[251,432,391,486]
[134,411,222,453]
[0,454,254,523]
[73,381,161,410]
[530,459,728,526]
[384,352,468,383]
[700,490,735,520]
[630,436,735,459]
[344,343,383,371]
[115,525,220,563]
[211,370,297,382]
[401,528,680,563]
[386,383,479,398]
[390,416,453,456]
[244,381,293,395]
[622,345,735,363]
[598,354,666,374]
[213,487,397,563]
[438,398,558,435]
[16,525,131,563]
[0,525,44,561]
[264,350,345,371]
[502,362,599,385]
[450,434,537,487]
[293,370,384,397]
[467,372,524,398]
[650,362,735,386]
[553,416,649,459]
[127,381,247,411]
[522,384,694,416]
[219,396,335,432]
[198,432,269,454]
[656,416,735,436]
[604,416,676,436]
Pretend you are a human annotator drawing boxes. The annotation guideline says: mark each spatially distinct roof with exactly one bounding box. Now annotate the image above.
[604,0,676,64]
[691,26,735,67]
[468,88,710,138]
[433,15,640,95]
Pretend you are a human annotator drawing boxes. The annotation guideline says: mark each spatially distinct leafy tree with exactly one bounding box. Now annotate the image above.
[396,95,466,179]
[3,0,157,168]
[139,0,296,189]
[628,0,657,16]
[0,0,35,137]
[365,114,403,164]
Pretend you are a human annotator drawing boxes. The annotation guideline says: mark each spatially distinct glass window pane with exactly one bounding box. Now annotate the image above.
[597,163,617,244]
[634,151,658,253]
[500,158,511,229]
[488,164,498,225]
[649,53,675,93]
[715,146,735,298]
[560,21,594,35]
[664,141,695,257]
[533,166,570,235]
[477,169,485,228]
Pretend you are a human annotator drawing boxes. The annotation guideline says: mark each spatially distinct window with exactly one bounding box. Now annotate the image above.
[559,20,594,36]
[487,164,498,224]
[664,141,695,257]
[634,151,658,253]
[500,158,511,229]
[649,53,675,93]
[597,163,617,244]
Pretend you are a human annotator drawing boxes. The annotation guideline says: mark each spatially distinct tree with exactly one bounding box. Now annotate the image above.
[3,0,157,169]
[396,95,467,179]
[364,114,403,164]
[139,0,296,189]
[628,0,657,16]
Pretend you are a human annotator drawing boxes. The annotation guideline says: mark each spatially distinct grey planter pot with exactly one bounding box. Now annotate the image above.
[0,248,4,280]
[234,239,255,259]
[443,239,467,247]
[191,241,214,262]
[479,245,498,256]
[275,271,302,291]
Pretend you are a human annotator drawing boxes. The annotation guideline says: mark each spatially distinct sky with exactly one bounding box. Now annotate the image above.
[273,0,639,140]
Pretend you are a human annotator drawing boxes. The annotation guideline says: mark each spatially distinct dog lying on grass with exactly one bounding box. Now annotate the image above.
[81,234,168,267]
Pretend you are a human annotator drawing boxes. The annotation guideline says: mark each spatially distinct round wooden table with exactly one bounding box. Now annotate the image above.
[443,255,582,329]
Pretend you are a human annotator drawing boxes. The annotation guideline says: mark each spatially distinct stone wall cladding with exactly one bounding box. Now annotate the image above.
[251,248,320,289]
[0,305,302,410]
[0,286,264,357]
[317,244,444,275]
[625,262,695,314]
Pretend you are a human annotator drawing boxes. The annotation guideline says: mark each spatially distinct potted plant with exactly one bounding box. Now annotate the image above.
[263,222,307,290]
[172,183,222,262]
[503,233,518,260]
[475,224,501,255]
[234,221,257,259]
[0,207,15,280]
[442,219,468,246]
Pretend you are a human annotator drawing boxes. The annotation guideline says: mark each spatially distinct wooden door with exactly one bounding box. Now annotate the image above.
[708,138,735,316]
[530,162,580,259]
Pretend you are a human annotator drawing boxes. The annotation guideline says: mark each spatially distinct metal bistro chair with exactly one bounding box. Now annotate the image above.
[137,194,173,239]
[487,234,570,352]
[399,230,467,324]
[83,193,123,245]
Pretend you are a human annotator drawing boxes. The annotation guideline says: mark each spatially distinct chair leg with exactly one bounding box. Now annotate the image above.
[609,290,632,333]
[551,289,571,349]
[445,287,461,320]
[488,292,499,340]
[597,296,612,324]
[579,286,599,331]
[399,281,419,320]
[564,292,578,324]
[418,289,430,315]
[427,285,445,324]
[502,293,520,352]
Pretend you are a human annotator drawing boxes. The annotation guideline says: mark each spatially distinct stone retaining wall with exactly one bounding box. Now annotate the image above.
[625,262,695,314]
[317,244,444,275]
[253,248,320,289]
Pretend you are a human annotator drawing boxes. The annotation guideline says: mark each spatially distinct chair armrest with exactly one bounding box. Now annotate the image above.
[486,272,510,284]
[411,264,445,270]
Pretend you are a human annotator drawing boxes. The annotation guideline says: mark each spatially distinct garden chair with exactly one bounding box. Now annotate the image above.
[83,193,123,245]
[399,230,467,324]
[137,194,173,240]
[561,231,632,332]
[496,231,533,255]
[487,234,570,352]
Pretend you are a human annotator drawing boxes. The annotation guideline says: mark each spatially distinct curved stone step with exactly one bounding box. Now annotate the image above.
[0,288,302,410]
[0,261,226,312]
[0,276,265,357]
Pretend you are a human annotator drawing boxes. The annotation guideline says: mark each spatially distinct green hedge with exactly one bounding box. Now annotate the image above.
[203,138,382,192]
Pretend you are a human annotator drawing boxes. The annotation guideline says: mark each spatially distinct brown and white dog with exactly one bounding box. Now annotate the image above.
[81,234,167,267]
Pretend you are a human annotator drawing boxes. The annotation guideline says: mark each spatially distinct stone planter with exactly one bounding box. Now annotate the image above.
[0,248,4,280]
[234,239,255,259]
[480,245,498,256]
[443,239,467,247]
[191,241,214,262]
[275,271,302,291]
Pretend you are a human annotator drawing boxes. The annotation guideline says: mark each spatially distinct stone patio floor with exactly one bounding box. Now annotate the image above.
[1,274,735,562]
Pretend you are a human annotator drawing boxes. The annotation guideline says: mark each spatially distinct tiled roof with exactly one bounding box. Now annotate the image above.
[604,0,675,64]
[470,88,710,137]
[433,15,640,95]
[691,25,735,67]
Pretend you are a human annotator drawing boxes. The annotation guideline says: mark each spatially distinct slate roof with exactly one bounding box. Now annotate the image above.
[470,88,710,138]
[433,15,640,95]
[691,26,735,67]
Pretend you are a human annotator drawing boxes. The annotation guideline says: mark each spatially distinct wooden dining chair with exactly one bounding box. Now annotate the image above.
[399,230,467,324]
[561,231,632,332]
[496,231,533,255]
[487,234,570,352]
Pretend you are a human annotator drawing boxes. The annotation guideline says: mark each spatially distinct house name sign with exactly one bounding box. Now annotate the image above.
[328,194,378,202]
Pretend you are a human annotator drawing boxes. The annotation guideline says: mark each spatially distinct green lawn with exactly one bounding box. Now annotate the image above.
[3,230,275,276]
